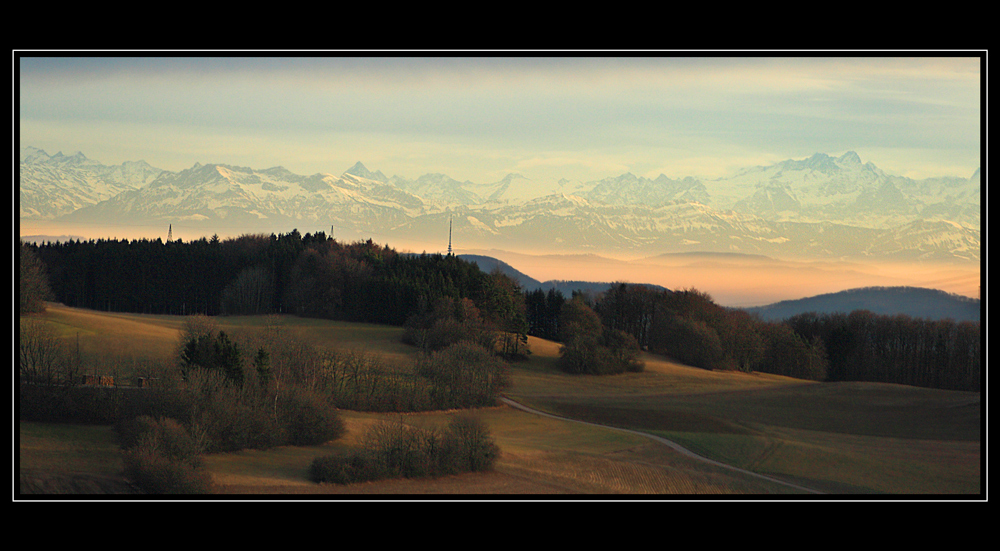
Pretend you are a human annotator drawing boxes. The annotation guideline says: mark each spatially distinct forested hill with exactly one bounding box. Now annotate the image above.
[744,286,981,322]
[25,231,526,329]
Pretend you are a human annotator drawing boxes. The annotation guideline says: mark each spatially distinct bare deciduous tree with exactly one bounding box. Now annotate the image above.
[19,241,52,314]
[19,318,75,385]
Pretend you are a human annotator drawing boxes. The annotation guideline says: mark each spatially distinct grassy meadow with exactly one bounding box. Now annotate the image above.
[18,304,981,496]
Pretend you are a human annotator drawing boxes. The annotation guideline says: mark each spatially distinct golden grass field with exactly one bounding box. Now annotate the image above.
[18,304,982,497]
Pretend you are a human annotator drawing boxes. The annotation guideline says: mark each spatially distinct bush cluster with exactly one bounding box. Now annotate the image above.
[316,349,433,412]
[172,319,346,452]
[316,342,511,413]
[278,386,348,447]
[415,341,511,408]
[181,367,345,453]
[116,416,212,494]
[308,415,500,485]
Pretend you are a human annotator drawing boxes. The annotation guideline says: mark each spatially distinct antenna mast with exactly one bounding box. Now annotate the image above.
[167,224,172,242]
[448,216,453,256]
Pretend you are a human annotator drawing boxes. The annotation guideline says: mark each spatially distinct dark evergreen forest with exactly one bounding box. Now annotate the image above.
[28,230,514,327]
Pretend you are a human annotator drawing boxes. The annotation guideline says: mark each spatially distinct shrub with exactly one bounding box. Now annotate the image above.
[308,419,425,485]
[440,415,500,473]
[117,415,212,494]
[308,415,500,485]
[122,445,212,494]
[359,419,437,480]
[198,387,282,453]
[181,369,273,452]
[558,332,610,374]
[169,326,351,452]
[115,415,202,460]
[277,387,346,446]
[309,450,382,485]
[415,342,511,408]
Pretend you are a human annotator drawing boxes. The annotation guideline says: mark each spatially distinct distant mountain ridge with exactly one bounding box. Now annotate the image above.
[19,147,980,262]
[457,254,668,296]
[19,147,163,218]
[457,254,542,289]
[743,286,981,322]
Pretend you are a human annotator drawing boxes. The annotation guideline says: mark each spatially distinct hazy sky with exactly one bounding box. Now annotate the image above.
[19,53,982,183]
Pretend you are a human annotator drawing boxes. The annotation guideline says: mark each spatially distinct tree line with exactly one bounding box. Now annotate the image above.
[523,282,979,391]
[786,310,980,391]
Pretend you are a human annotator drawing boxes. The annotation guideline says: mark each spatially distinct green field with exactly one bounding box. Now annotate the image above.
[18,304,982,497]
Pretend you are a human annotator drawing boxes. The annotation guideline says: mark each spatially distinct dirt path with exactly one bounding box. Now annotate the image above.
[499,397,824,495]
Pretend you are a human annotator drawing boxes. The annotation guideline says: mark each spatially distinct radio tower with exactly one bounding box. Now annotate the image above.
[447,216,453,256]
[167,224,172,242]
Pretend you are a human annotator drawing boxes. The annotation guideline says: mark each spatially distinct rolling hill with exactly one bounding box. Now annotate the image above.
[743,286,981,322]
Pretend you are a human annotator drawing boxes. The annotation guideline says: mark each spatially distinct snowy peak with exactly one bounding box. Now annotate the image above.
[766,151,869,177]
[584,172,708,207]
[837,150,862,166]
[783,152,841,173]
[477,173,538,204]
[20,146,51,163]
[149,162,226,190]
[734,184,800,216]
[389,172,480,205]
[20,147,96,167]
[344,161,388,183]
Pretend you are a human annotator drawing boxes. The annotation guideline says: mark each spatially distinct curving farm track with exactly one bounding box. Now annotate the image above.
[499,396,824,495]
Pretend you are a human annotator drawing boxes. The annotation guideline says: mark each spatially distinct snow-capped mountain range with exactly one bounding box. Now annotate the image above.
[18,147,981,262]
[19,147,163,218]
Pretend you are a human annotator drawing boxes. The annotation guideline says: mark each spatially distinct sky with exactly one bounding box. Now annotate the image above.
[18,53,983,184]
